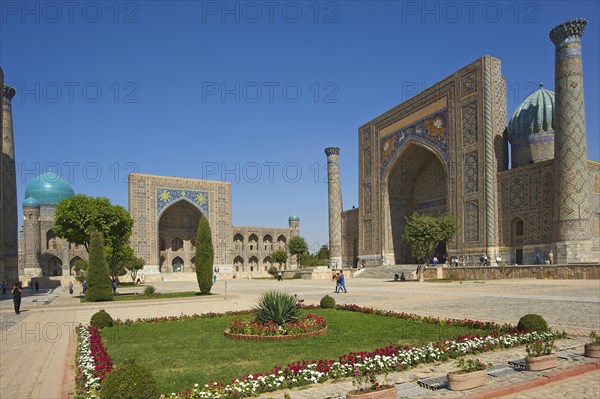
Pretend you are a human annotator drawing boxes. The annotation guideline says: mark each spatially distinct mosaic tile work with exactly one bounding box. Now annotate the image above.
[379,109,449,180]
[156,188,209,216]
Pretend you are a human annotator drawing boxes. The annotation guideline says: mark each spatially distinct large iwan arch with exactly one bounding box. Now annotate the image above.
[158,199,204,272]
[383,141,448,264]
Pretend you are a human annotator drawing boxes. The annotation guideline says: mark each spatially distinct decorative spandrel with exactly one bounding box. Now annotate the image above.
[380,109,449,179]
[156,188,209,216]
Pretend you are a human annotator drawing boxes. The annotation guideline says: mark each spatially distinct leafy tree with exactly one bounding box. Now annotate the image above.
[288,236,309,268]
[109,245,144,282]
[72,259,88,283]
[85,231,113,302]
[53,195,133,280]
[401,212,457,282]
[317,244,329,260]
[271,249,287,270]
[126,255,145,282]
[194,218,214,294]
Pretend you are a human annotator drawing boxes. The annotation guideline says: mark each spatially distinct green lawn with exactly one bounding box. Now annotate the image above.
[80,292,212,303]
[101,309,488,394]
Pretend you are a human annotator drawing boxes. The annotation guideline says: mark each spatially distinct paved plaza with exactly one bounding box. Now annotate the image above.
[0,277,599,398]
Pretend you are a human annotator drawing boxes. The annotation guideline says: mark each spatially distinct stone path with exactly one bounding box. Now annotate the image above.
[0,278,598,398]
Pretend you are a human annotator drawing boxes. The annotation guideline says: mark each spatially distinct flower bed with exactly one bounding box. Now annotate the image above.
[166,329,559,398]
[227,313,327,338]
[79,304,564,399]
[75,325,113,396]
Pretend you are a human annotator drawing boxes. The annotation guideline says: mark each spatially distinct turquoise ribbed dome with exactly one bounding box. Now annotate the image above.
[24,172,74,205]
[23,196,41,207]
[508,84,555,144]
[289,215,300,221]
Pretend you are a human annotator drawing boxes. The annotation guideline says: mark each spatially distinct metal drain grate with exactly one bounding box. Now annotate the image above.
[396,382,432,397]
[417,375,448,390]
[487,364,522,378]
[508,358,527,369]
[556,350,582,360]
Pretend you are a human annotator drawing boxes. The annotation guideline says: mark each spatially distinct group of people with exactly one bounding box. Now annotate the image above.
[332,271,347,293]
[535,251,554,265]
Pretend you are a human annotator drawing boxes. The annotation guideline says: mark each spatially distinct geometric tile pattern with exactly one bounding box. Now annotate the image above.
[528,213,538,242]
[325,147,343,265]
[510,177,525,210]
[363,147,372,179]
[156,188,209,216]
[529,174,538,207]
[379,109,449,179]
[2,86,18,258]
[465,200,479,242]
[462,102,478,146]
[551,20,591,243]
[483,60,496,250]
[461,70,477,97]
[543,170,553,207]
[464,151,479,194]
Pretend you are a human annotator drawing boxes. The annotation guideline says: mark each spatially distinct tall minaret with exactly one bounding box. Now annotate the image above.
[22,198,42,276]
[549,19,593,264]
[325,147,342,269]
[0,67,4,281]
[2,84,18,281]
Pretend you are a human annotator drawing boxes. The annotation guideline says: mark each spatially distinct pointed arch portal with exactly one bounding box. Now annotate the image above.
[158,199,204,272]
[385,142,448,264]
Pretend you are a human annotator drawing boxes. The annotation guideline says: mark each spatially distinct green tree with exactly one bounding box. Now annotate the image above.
[72,258,88,283]
[271,249,287,270]
[317,244,329,260]
[53,195,133,280]
[85,231,113,302]
[126,255,145,282]
[288,236,309,268]
[401,212,457,282]
[194,218,214,294]
[110,245,144,282]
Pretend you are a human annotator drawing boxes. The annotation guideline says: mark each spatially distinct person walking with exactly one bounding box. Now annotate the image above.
[34,281,39,292]
[11,282,22,314]
[334,272,340,292]
[336,271,347,293]
[112,280,117,295]
[68,281,74,295]
[82,280,87,294]
[1,280,6,296]
[548,251,554,265]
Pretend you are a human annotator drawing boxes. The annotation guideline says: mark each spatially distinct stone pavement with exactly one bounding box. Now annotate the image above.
[0,278,598,398]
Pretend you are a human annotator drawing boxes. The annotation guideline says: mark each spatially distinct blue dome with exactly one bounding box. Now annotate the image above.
[508,84,555,144]
[23,196,41,207]
[24,172,75,205]
[289,215,300,221]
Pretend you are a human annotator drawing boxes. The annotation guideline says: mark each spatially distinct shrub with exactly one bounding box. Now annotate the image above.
[90,310,114,329]
[99,360,159,399]
[457,358,488,372]
[267,266,278,277]
[253,291,300,325]
[526,338,555,358]
[320,295,336,309]
[194,218,214,294]
[517,314,549,332]
[143,285,156,296]
[292,273,302,279]
[85,231,114,302]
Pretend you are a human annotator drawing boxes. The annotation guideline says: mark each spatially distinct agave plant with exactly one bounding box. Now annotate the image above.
[253,291,300,325]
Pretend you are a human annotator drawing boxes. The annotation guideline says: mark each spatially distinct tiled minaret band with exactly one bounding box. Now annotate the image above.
[325,147,343,269]
[2,85,18,281]
[550,19,593,263]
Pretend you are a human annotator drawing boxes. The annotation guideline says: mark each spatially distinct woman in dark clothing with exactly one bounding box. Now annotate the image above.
[11,283,22,314]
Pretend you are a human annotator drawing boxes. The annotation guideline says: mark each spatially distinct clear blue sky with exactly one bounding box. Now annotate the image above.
[2,1,599,252]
